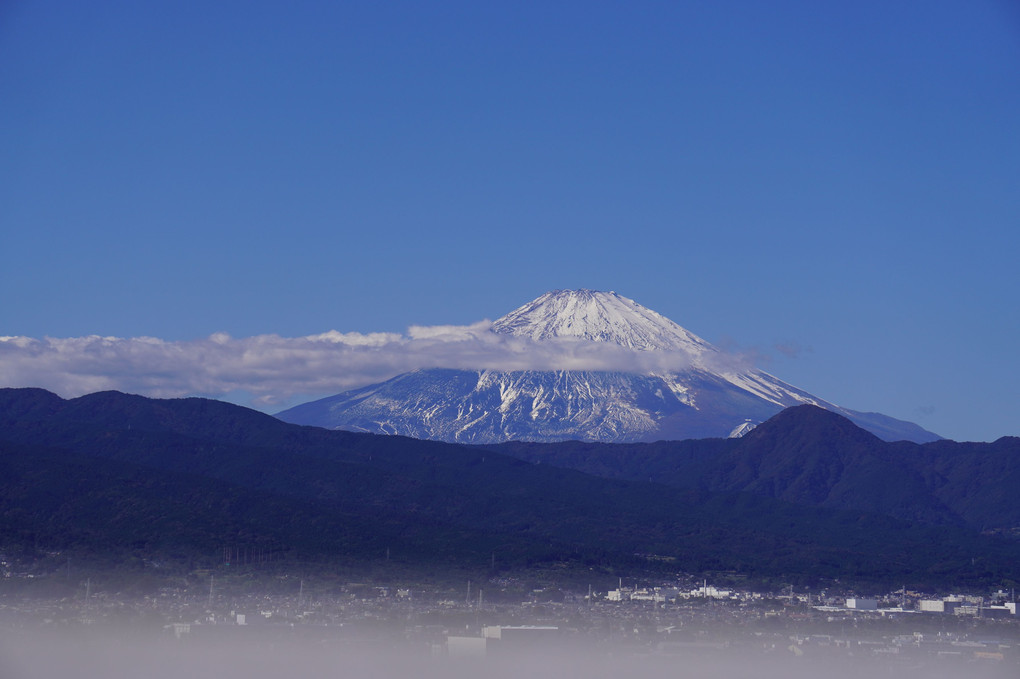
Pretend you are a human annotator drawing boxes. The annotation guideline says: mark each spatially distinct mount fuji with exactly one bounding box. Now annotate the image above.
[276,290,940,444]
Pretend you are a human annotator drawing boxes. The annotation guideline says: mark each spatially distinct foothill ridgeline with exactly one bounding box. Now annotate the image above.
[0,386,1017,589]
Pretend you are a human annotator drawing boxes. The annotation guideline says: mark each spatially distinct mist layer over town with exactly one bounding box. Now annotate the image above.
[3,572,1018,679]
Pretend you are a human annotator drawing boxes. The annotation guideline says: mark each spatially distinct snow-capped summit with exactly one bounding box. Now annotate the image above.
[276,290,941,445]
[491,289,713,355]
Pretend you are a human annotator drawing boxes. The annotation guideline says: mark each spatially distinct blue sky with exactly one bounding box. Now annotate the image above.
[2,1,1018,441]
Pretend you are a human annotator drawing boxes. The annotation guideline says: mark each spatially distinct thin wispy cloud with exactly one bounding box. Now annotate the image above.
[0,324,710,409]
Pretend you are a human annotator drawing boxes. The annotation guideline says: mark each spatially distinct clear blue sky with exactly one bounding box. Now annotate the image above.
[2,1,1018,441]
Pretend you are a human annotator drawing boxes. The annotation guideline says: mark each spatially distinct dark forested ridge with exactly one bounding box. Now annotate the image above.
[489,405,1020,533]
[1,389,1017,588]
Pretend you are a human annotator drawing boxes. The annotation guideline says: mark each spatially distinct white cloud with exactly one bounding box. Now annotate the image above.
[0,324,703,411]
[406,320,494,341]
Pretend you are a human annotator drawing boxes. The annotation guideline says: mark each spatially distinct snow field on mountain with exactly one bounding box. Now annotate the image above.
[276,290,939,444]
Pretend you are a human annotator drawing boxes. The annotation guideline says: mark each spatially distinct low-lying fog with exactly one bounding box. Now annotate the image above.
[2,627,1016,679]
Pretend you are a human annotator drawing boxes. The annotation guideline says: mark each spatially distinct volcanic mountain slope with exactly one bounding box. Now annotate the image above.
[276,290,939,444]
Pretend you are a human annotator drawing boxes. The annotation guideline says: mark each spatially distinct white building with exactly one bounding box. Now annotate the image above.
[919,600,946,613]
[918,598,963,614]
[607,588,631,601]
[689,584,731,599]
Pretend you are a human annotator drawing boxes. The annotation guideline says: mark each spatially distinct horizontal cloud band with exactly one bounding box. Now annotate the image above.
[0,322,737,410]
